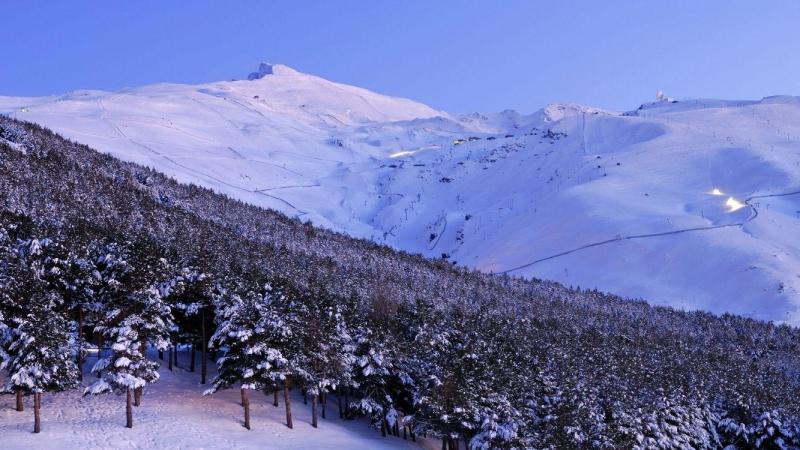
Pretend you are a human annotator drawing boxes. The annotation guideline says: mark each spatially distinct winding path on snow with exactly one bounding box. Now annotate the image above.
[501,188,800,274]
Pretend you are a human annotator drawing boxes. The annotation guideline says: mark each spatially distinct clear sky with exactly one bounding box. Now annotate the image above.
[2,0,799,113]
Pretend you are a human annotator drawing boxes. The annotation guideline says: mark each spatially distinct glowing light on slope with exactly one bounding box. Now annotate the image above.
[389,151,414,158]
[725,197,746,212]
[709,188,725,196]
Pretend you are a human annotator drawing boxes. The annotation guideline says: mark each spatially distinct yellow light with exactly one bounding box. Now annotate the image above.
[709,188,724,196]
[725,197,746,212]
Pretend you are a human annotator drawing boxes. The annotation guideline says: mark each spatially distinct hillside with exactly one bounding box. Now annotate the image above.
[1,65,798,323]
[2,113,800,448]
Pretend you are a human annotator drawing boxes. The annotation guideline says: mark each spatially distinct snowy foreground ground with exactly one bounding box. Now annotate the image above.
[0,350,429,449]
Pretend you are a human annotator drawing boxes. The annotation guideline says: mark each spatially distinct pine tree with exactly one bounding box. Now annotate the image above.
[206,282,292,430]
[291,283,355,429]
[0,239,79,433]
[349,290,415,436]
[84,237,174,428]
[59,247,103,379]
[88,240,133,369]
[168,265,215,384]
[84,286,171,428]
[628,397,719,450]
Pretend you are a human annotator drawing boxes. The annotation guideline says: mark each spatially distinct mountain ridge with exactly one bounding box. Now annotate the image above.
[1,64,799,322]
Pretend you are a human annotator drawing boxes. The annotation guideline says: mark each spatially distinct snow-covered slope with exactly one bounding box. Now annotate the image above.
[2,65,799,323]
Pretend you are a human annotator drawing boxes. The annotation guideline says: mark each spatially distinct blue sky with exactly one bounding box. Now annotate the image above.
[2,1,799,113]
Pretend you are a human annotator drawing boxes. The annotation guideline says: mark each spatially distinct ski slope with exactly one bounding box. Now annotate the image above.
[2,64,799,323]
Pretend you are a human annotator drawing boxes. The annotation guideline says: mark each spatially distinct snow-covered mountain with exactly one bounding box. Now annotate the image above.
[2,64,799,323]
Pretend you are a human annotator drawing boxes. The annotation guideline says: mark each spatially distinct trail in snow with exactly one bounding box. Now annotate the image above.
[501,189,800,274]
[96,105,307,214]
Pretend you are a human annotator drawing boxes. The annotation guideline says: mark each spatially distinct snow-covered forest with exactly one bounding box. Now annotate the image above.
[2,116,800,448]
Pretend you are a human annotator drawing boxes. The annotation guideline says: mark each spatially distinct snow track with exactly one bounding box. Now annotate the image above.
[501,189,800,274]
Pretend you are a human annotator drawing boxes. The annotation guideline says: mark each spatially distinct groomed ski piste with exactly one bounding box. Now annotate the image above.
[2,63,799,323]
[0,348,431,450]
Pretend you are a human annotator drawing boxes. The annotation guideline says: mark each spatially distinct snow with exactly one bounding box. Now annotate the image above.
[1,64,800,323]
[0,350,429,449]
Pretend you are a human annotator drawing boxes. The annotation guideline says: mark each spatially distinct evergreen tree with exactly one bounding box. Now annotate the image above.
[84,237,174,428]
[0,237,80,433]
[206,282,293,430]
[291,283,355,429]
[168,265,215,383]
[84,285,171,428]
[349,290,415,437]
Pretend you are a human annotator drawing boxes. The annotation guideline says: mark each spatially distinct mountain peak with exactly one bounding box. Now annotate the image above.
[247,62,299,80]
[248,62,274,80]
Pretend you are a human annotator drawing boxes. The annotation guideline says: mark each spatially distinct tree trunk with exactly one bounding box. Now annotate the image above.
[241,388,246,407]
[284,379,293,429]
[311,394,318,428]
[381,417,387,437]
[321,392,326,419]
[344,388,349,418]
[77,309,84,381]
[201,310,207,385]
[168,346,173,371]
[273,388,279,407]
[190,343,196,372]
[126,389,133,428]
[96,334,103,378]
[337,389,343,419]
[403,424,407,439]
[16,389,23,412]
[134,387,142,407]
[158,349,163,360]
[394,421,400,436]
[33,392,41,433]
[174,343,179,368]
[95,332,102,361]
[242,389,251,430]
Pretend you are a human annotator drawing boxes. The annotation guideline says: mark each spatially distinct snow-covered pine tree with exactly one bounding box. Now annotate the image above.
[167,264,215,384]
[0,222,12,368]
[718,408,800,450]
[349,289,415,437]
[407,298,472,448]
[205,282,292,430]
[0,218,29,411]
[84,285,172,428]
[58,246,103,379]
[88,240,133,368]
[747,410,800,449]
[291,282,356,429]
[628,397,719,450]
[0,266,80,433]
[85,236,175,428]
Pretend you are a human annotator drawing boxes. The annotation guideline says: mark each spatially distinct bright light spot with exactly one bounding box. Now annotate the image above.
[725,197,746,212]
[709,188,725,196]
[389,151,414,158]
